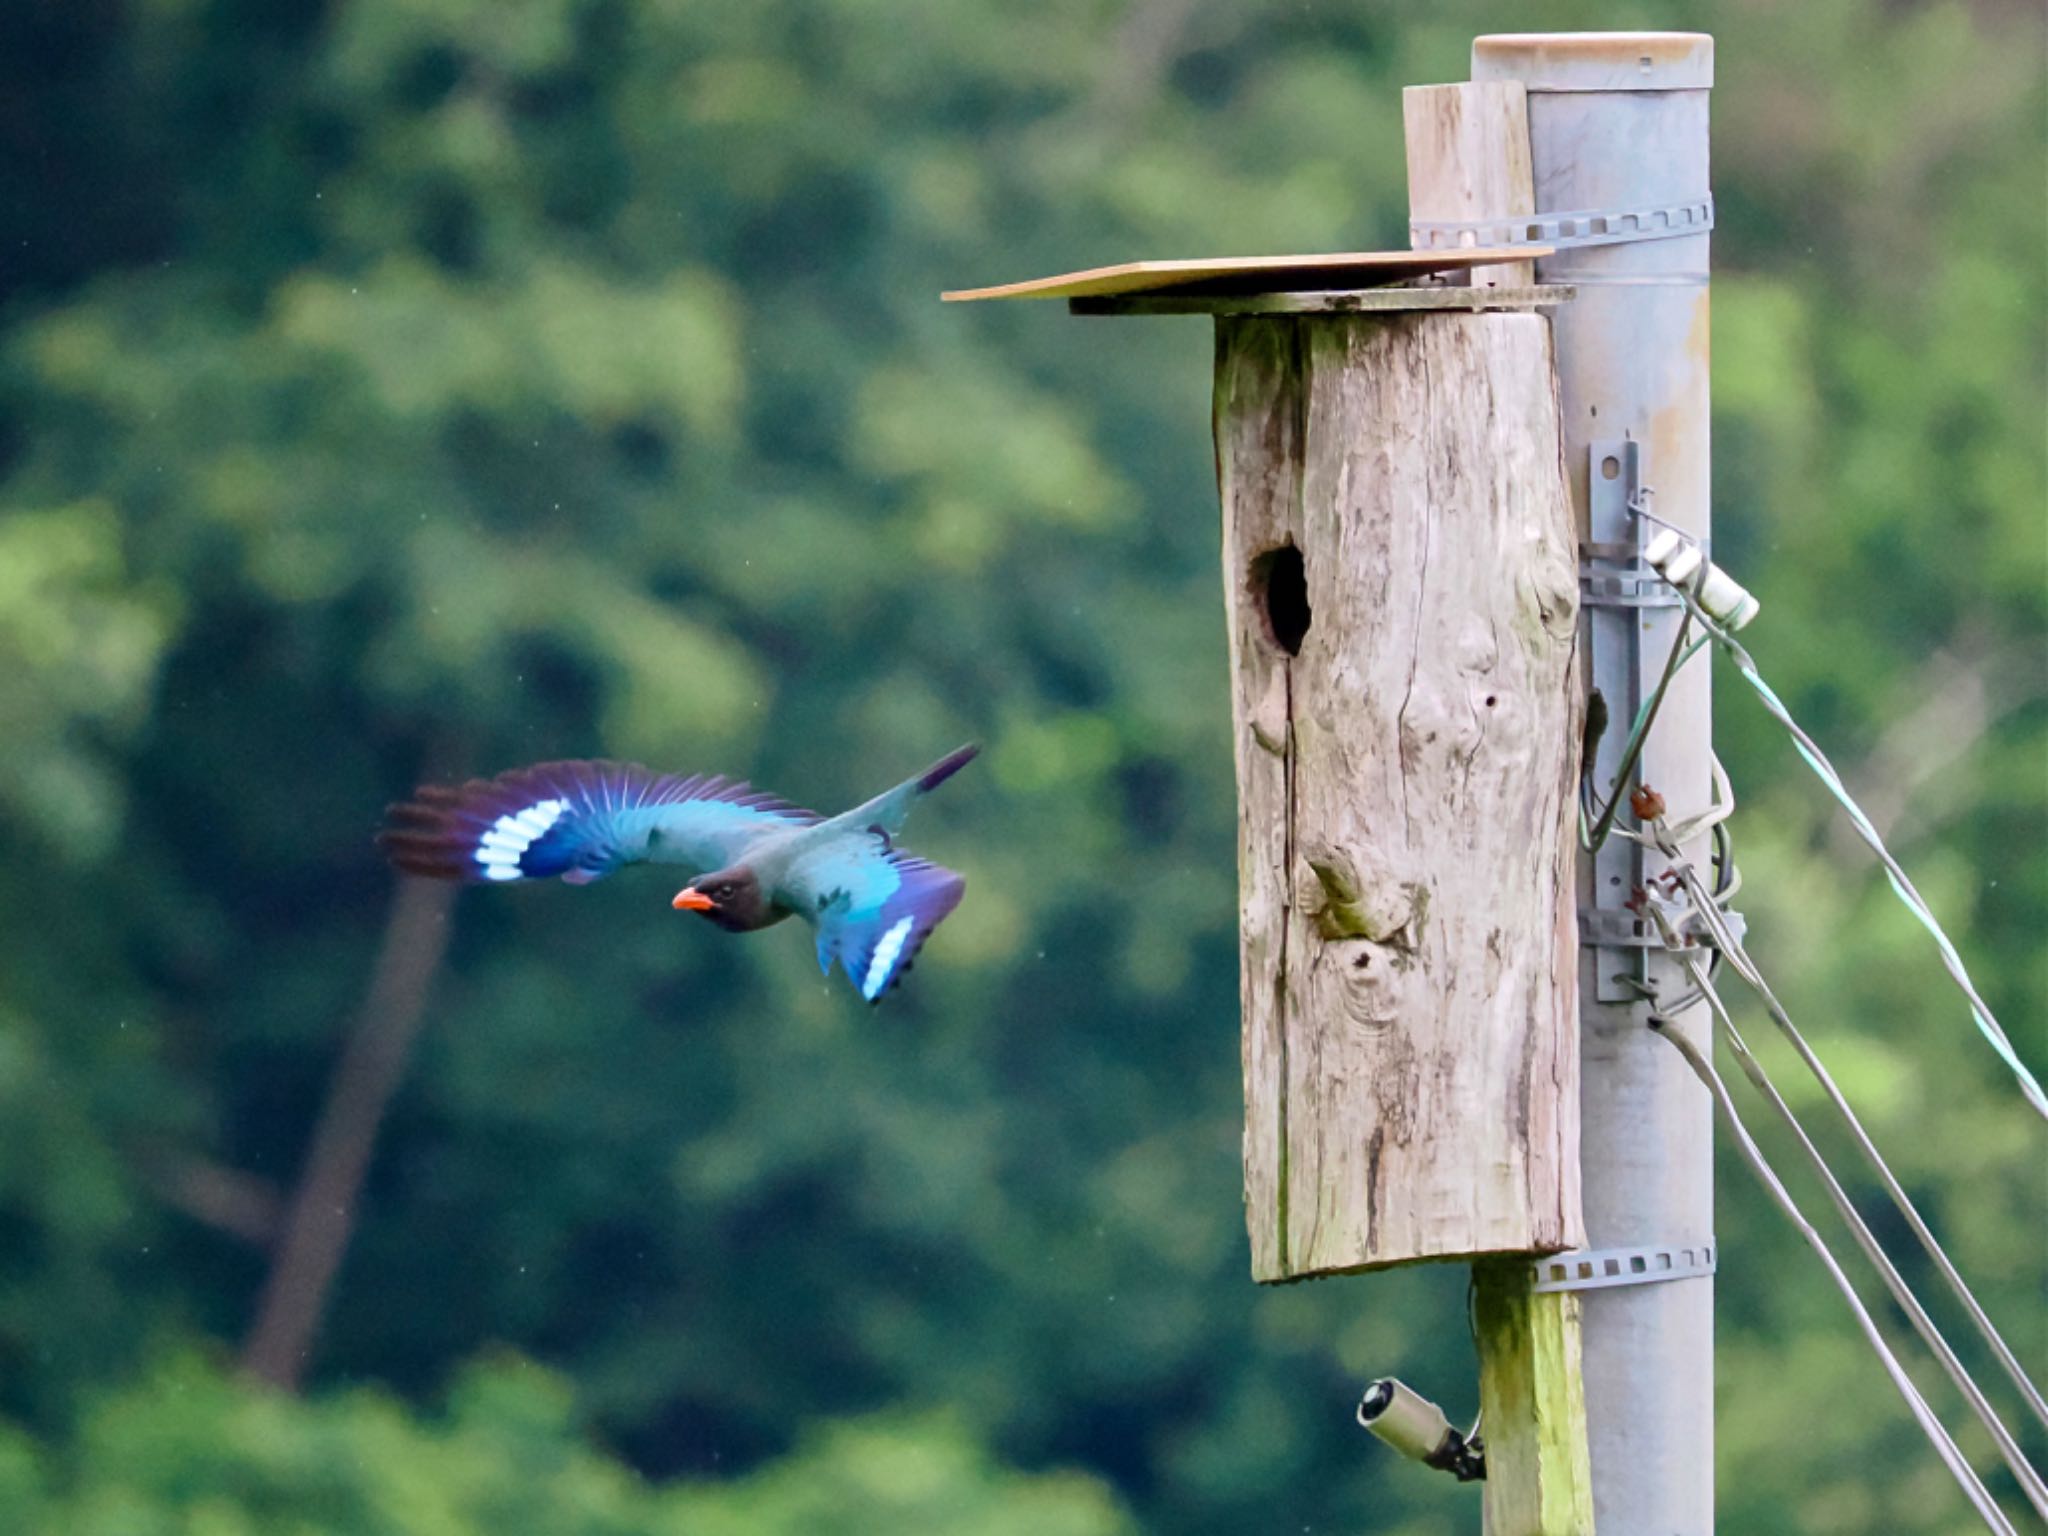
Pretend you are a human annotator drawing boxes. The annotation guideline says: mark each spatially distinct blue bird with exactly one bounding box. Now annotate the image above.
[378,746,977,1003]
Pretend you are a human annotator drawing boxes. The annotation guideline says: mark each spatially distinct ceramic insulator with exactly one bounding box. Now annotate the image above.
[1645,527,1759,630]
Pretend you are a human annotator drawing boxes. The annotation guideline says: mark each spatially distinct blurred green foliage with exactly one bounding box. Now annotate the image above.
[0,1354,1132,1536]
[0,1,2038,1532]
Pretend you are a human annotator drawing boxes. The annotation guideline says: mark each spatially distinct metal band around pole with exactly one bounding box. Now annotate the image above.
[1533,1242,1718,1294]
[1412,196,1715,254]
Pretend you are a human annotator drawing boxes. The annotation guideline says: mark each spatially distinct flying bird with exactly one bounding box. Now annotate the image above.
[377,745,977,1002]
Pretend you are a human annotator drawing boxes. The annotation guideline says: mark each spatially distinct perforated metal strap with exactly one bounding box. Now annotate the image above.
[1411,196,1714,254]
[1531,1242,1717,1294]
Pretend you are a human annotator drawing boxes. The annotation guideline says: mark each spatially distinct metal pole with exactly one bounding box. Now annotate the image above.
[1472,32,1716,1535]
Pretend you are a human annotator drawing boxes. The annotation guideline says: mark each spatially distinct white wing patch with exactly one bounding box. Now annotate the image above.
[860,915,917,1000]
[475,798,569,881]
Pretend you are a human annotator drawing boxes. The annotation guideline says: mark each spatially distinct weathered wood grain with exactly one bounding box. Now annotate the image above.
[1214,319,1305,1276]
[1404,82,1536,289]
[1216,311,1584,1280]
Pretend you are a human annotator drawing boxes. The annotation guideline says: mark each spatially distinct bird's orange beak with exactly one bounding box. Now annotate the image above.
[672,887,716,912]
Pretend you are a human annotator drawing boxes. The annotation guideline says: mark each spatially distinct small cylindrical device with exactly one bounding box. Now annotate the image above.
[1356,1378,1484,1480]
[1645,527,1760,630]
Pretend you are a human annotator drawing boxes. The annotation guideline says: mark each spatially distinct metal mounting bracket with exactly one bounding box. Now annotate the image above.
[1530,1241,1717,1295]
[1580,439,1665,1001]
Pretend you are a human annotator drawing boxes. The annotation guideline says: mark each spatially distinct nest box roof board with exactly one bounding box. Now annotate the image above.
[941,247,1548,303]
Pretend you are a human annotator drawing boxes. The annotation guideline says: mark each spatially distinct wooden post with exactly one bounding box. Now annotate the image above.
[1403,83,1536,290]
[1475,1259,1596,1535]
[1216,307,1584,1281]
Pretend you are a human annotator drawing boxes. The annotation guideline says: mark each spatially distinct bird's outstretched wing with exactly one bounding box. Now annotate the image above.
[786,838,966,1003]
[378,760,818,886]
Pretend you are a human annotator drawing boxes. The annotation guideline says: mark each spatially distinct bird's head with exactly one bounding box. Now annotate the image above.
[672,866,776,932]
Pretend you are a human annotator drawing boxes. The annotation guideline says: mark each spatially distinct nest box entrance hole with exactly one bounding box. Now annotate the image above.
[1250,541,1311,657]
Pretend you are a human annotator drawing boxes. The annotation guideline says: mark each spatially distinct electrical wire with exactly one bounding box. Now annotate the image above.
[1666,582,2048,1123]
[1710,818,1735,898]
[1644,1006,2016,1535]
[1600,508,2045,1514]
[1580,617,1709,852]
[1648,831,2048,1436]
[1640,891,2048,1517]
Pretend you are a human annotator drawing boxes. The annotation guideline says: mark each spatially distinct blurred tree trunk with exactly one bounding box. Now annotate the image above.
[241,875,456,1391]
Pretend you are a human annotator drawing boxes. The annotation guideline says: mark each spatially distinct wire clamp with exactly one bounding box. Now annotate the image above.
[1578,539,1687,610]
[1588,881,1747,951]
[1530,1241,1717,1294]
[1411,195,1714,254]
[1577,904,1738,950]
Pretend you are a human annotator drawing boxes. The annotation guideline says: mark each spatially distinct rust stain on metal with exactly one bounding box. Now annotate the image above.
[1647,292,1712,507]
[1685,288,1711,366]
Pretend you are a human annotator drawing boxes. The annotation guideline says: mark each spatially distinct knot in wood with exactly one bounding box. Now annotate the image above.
[1298,847,1422,950]
[1516,552,1580,646]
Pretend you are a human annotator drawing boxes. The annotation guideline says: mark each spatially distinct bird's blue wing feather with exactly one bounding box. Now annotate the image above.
[790,840,965,1003]
[379,760,818,885]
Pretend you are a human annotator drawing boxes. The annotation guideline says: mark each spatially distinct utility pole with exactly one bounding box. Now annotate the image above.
[1469,34,1718,1534]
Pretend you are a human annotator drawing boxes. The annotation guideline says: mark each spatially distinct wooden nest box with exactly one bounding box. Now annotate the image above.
[949,83,1587,1284]
[1214,292,1584,1282]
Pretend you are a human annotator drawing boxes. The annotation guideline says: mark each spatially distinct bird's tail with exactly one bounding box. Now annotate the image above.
[913,743,980,794]
[820,854,967,1003]
[829,743,979,839]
